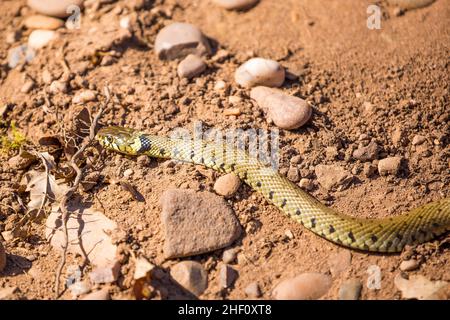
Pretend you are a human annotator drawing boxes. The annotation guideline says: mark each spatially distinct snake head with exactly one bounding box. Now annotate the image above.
[96,126,143,155]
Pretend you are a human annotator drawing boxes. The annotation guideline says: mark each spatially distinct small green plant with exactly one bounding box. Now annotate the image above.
[0,121,27,154]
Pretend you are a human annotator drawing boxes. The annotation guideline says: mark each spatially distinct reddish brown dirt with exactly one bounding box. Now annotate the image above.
[0,0,449,300]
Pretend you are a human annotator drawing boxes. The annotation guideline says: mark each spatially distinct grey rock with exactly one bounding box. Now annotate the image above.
[339,279,362,300]
[161,189,242,258]
[315,164,353,191]
[219,264,238,288]
[154,23,211,60]
[378,157,402,176]
[222,248,238,264]
[352,141,379,162]
[177,54,207,79]
[170,261,208,296]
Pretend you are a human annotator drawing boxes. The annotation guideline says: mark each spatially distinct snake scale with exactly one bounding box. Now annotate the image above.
[96,126,450,253]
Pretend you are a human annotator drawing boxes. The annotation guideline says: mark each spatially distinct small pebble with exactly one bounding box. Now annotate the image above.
[6,30,21,44]
[213,0,259,10]
[284,229,294,239]
[8,45,36,68]
[214,80,227,91]
[272,273,332,300]
[0,241,6,272]
[69,281,91,298]
[235,58,285,88]
[222,248,238,264]
[219,264,239,288]
[24,15,64,30]
[315,164,353,191]
[244,282,261,298]
[228,95,242,105]
[250,86,312,130]
[72,90,97,104]
[223,108,241,116]
[339,279,362,300]
[28,29,57,49]
[154,22,211,60]
[400,259,420,271]
[362,163,377,178]
[412,135,426,145]
[89,265,119,284]
[299,178,313,191]
[213,173,241,198]
[378,156,402,176]
[352,141,379,162]
[120,16,131,30]
[49,80,68,93]
[42,69,53,84]
[290,155,302,164]
[177,54,206,79]
[287,166,300,182]
[27,0,85,18]
[170,261,208,296]
[21,80,35,93]
[123,168,134,178]
[81,288,111,300]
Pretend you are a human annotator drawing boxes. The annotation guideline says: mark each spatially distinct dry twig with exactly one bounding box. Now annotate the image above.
[54,86,110,298]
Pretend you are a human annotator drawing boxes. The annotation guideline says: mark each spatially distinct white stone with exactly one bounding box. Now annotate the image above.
[235,58,285,88]
[28,30,57,49]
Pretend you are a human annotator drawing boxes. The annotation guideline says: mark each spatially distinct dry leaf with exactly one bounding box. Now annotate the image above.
[22,169,68,216]
[45,205,119,271]
[394,274,448,300]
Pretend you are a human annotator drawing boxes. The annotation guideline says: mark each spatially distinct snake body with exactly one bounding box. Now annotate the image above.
[96,126,450,253]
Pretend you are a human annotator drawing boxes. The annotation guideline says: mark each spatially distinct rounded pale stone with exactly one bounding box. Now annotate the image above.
[27,0,84,18]
[24,15,64,30]
[177,54,207,79]
[235,58,285,88]
[250,86,312,130]
[214,173,241,198]
[28,30,57,49]
[272,273,332,300]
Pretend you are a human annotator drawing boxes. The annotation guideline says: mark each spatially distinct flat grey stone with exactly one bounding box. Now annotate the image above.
[161,189,242,259]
